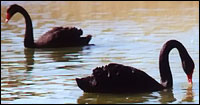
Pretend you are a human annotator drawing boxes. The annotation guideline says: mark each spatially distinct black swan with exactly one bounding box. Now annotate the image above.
[76,40,195,93]
[5,4,92,48]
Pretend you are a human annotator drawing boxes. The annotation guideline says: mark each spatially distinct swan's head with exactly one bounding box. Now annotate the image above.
[6,4,21,23]
[182,57,195,84]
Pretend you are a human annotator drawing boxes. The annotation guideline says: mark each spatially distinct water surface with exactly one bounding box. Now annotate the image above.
[1,1,199,104]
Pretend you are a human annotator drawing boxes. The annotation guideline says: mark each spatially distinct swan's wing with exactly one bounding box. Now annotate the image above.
[92,63,144,82]
[93,63,163,92]
[36,26,83,45]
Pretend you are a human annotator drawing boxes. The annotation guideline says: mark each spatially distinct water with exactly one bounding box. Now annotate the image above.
[1,1,199,104]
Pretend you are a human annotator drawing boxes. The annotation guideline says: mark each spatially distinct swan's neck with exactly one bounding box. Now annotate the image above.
[159,40,194,88]
[18,6,35,48]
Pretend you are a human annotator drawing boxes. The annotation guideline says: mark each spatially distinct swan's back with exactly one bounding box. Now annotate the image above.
[76,63,164,93]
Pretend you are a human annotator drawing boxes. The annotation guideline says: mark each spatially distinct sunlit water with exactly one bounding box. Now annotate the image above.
[1,1,199,104]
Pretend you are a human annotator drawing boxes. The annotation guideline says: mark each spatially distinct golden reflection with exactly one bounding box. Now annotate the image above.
[182,84,194,102]
[159,89,176,104]
[1,1,199,35]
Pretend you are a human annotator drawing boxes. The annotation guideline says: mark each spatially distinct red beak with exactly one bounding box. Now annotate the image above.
[5,13,10,23]
[187,73,193,84]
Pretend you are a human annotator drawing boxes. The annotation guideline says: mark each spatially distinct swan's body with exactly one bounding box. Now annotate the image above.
[76,40,195,93]
[6,4,92,48]
[76,63,164,93]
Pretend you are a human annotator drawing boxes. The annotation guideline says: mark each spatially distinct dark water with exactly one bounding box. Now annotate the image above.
[1,1,199,104]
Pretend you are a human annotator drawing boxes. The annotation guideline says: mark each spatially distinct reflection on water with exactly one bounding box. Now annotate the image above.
[182,85,194,102]
[77,87,195,104]
[77,92,153,104]
[24,46,93,71]
[1,1,199,104]
[77,89,176,104]
[24,48,34,71]
[159,89,176,104]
